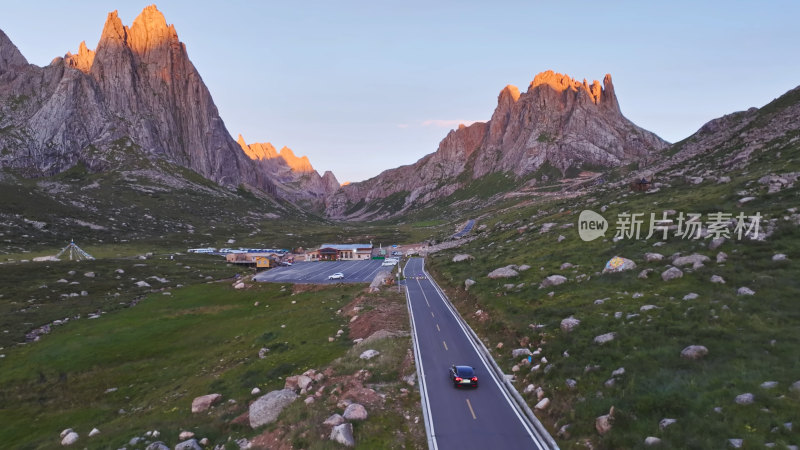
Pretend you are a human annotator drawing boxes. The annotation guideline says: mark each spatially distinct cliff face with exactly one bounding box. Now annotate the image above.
[0,6,274,192]
[326,71,669,219]
[236,134,339,207]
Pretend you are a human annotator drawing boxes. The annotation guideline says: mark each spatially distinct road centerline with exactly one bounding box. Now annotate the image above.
[466,398,477,420]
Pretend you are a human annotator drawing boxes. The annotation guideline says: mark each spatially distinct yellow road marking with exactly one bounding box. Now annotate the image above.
[436,324,440,332]
[443,340,448,351]
[466,398,477,419]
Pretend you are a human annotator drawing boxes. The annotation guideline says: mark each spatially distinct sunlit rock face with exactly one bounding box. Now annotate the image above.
[325,70,668,220]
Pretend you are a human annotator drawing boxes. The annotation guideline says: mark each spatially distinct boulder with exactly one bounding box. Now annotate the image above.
[612,367,625,377]
[343,403,368,421]
[673,253,710,267]
[539,275,567,288]
[249,389,299,428]
[512,348,532,358]
[683,293,699,300]
[135,280,151,288]
[518,264,531,271]
[760,381,779,389]
[330,423,355,447]
[737,287,755,296]
[84,272,95,278]
[179,431,195,440]
[644,252,664,262]
[735,393,754,405]
[60,429,73,438]
[285,375,313,392]
[709,237,726,250]
[88,428,100,438]
[144,442,169,450]
[560,316,581,332]
[464,279,476,290]
[638,269,653,279]
[191,393,222,413]
[645,436,662,446]
[594,332,617,345]
[61,432,79,446]
[452,254,474,263]
[659,418,677,430]
[324,413,345,427]
[602,257,637,273]
[359,349,380,360]
[534,398,550,410]
[728,439,743,448]
[595,406,615,435]
[680,345,708,360]
[560,262,574,270]
[175,439,202,450]
[661,267,683,281]
[565,379,577,389]
[711,275,726,284]
[251,387,261,395]
[772,253,788,261]
[488,266,519,279]
[717,252,728,263]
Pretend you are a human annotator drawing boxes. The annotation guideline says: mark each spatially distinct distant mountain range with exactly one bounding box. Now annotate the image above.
[3,5,797,224]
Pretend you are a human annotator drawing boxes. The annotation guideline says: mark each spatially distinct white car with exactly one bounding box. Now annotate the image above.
[328,272,344,280]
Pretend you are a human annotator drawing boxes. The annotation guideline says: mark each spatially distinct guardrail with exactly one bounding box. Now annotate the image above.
[422,261,559,450]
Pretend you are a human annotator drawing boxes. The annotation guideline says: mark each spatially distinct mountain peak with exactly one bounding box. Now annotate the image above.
[129,4,178,55]
[279,147,314,172]
[98,10,128,46]
[64,41,95,73]
[0,29,29,74]
[500,84,521,102]
[529,70,617,107]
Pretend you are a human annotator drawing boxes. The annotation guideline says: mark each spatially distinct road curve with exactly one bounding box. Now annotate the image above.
[404,257,556,450]
[453,219,475,238]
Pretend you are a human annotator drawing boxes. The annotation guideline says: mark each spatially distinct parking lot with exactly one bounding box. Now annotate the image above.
[253,260,399,284]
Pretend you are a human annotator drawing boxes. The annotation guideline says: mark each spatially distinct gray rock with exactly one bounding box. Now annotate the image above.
[728,438,743,448]
[60,429,73,438]
[595,406,615,435]
[645,436,662,446]
[452,254,474,262]
[560,316,580,332]
[61,431,79,446]
[709,237,726,250]
[88,428,100,438]
[734,393,754,405]
[638,269,653,279]
[565,379,577,389]
[512,348,532,358]
[640,305,657,311]
[661,267,683,281]
[737,287,755,296]
[760,381,778,389]
[594,332,617,345]
[135,280,151,288]
[145,442,170,450]
[790,380,800,392]
[330,423,355,447]
[323,413,345,427]
[560,262,574,270]
[488,266,519,279]
[249,389,299,428]
[681,345,708,360]
[343,403,368,421]
[772,253,788,261]
[518,264,531,271]
[534,398,550,410]
[557,235,566,242]
[191,393,222,413]
[604,378,616,388]
[612,367,625,377]
[711,275,726,284]
[659,418,677,430]
[673,253,710,267]
[717,252,728,263]
[175,439,202,450]
[683,292,699,300]
[464,279,476,290]
[179,431,195,440]
[251,387,261,395]
[644,252,664,262]
[359,349,380,360]
[84,272,95,278]
[539,275,567,288]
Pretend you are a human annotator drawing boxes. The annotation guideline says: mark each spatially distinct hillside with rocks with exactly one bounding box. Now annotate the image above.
[325,71,669,220]
[424,82,800,448]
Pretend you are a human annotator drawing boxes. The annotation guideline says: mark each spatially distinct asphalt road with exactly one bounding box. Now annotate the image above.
[253,260,397,284]
[453,219,475,238]
[404,257,550,450]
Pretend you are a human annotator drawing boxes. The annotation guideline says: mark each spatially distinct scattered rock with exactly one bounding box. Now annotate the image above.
[661,267,683,281]
[772,253,788,261]
[557,235,566,242]
[330,423,355,447]
[711,275,726,284]
[464,279,476,290]
[644,252,664,262]
[83,272,95,278]
[645,436,662,446]
[343,403,368,421]
[251,387,261,395]
[565,379,577,390]
[602,257,637,273]
[604,378,616,388]
[175,439,202,450]
[135,280,151,288]
[683,292,699,300]
[595,406,615,435]
[638,269,653,279]
[560,316,580,332]
[534,398,550,410]
[640,305,657,311]
[191,393,222,413]
[612,367,625,377]
[258,347,269,359]
[673,253,710,267]
[560,262,574,270]
[737,287,755,296]
[324,413,345,427]
[512,348,533,358]
[488,266,519,279]
[728,438,743,448]
[790,380,800,392]
[179,431,195,440]
[359,349,380,360]
[594,332,617,345]
[145,442,169,450]
[717,252,728,263]
[709,237,726,250]
[452,254,474,262]
[659,418,677,430]
[761,381,779,389]
[680,345,708,360]
[523,384,536,394]
[61,431,79,446]
[518,264,531,271]
[735,393,754,405]
[249,389,299,428]
[304,396,315,405]
[539,275,567,288]
[88,428,100,438]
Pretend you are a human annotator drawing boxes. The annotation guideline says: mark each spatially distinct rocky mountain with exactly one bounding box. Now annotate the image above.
[0,6,284,195]
[325,71,669,220]
[236,134,340,207]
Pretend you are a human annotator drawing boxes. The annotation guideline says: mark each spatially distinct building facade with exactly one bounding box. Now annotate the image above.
[305,244,373,261]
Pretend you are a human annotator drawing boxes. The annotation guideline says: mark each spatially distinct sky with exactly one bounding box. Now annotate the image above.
[2,1,800,183]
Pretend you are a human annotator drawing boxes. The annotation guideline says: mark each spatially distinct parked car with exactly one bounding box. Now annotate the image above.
[448,365,478,388]
[328,272,344,280]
